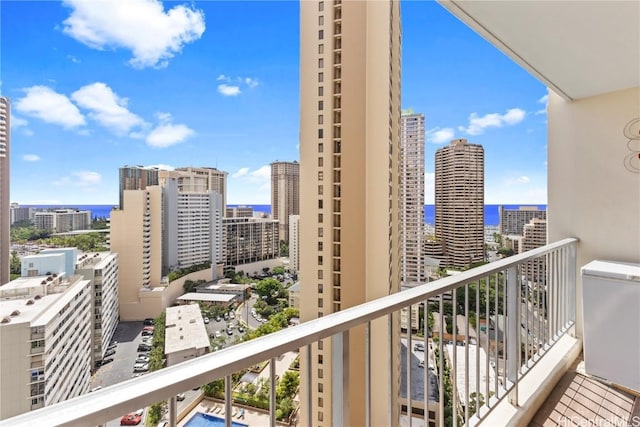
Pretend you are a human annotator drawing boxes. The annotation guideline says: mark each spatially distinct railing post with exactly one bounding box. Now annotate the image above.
[169,395,177,427]
[269,357,276,427]
[506,265,519,406]
[332,330,349,426]
[568,241,577,333]
[225,375,232,427]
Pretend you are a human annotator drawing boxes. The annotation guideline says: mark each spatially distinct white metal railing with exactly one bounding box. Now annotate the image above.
[0,238,577,427]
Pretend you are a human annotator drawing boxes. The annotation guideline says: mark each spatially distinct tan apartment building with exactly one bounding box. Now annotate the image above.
[0,274,92,419]
[270,161,299,243]
[118,165,159,209]
[400,110,426,287]
[499,205,547,236]
[289,214,300,272]
[33,209,92,233]
[226,205,253,218]
[110,187,163,320]
[0,96,9,285]
[299,0,402,425]
[521,217,548,283]
[434,139,485,269]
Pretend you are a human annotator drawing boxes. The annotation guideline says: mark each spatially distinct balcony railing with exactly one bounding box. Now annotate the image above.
[1,238,577,427]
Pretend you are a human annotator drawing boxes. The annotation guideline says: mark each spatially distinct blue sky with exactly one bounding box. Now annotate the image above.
[2,0,548,205]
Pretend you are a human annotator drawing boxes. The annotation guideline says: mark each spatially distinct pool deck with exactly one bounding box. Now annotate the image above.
[178,398,279,427]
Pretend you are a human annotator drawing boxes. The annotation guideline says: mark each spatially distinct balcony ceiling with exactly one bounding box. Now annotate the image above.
[438,0,640,100]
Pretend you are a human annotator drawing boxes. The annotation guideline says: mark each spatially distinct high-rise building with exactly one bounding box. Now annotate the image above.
[110,187,163,319]
[0,268,92,419]
[222,217,279,267]
[10,203,33,225]
[226,206,253,218]
[289,215,300,273]
[0,96,10,285]
[400,110,425,286]
[299,0,402,425]
[162,178,223,272]
[166,167,228,216]
[434,139,485,269]
[499,205,547,236]
[270,161,299,243]
[521,217,547,283]
[118,165,160,209]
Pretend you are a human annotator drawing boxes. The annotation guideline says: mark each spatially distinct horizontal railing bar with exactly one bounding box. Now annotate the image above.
[1,238,578,427]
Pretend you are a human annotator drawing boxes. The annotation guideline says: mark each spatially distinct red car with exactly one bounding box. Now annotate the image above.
[120,414,142,425]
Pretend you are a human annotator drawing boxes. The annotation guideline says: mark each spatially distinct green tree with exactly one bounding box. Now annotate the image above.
[276,371,300,400]
[279,240,289,256]
[255,278,284,305]
[148,402,164,425]
[202,379,225,399]
[273,265,285,275]
[10,251,21,275]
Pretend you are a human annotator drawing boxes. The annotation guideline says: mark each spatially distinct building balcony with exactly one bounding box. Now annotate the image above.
[4,238,629,427]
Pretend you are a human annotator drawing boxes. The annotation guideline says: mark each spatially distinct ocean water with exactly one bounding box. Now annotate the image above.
[25,204,546,225]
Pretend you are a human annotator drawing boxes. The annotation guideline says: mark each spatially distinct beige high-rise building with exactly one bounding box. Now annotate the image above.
[289,215,300,273]
[435,139,485,269]
[499,205,547,236]
[299,0,402,425]
[270,161,299,243]
[110,187,163,319]
[521,217,547,283]
[400,110,425,286]
[0,96,10,285]
[118,165,159,209]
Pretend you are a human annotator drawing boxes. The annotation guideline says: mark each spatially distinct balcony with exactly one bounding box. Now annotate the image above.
[2,238,607,427]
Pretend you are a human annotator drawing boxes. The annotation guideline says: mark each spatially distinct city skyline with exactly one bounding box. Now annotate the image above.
[2,0,548,206]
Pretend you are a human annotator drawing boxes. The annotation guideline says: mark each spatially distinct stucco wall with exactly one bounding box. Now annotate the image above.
[547,86,640,335]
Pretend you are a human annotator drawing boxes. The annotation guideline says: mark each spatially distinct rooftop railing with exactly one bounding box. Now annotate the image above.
[0,238,577,427]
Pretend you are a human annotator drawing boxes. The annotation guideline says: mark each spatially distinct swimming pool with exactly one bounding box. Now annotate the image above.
[184,412,248,427]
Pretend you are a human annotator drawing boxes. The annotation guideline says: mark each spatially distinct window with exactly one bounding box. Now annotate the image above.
[318,1,324,11]
[318,283,323,293]
[318,368,323,379]
[318,255,323,265]
[318,242,323,251]
[318,227,323,237]
[318,157,323,167]
[319,30,324,40]
[318,58,324,68]
[318,129,323,138]
[318,383,323,393]
[318,185,323,195]
[318,44,324,54]
[318,213,323,223]
[318,142,323,152]
[318,16,324,25]
[318,355,324,364]
[318,114,323,124]
[318,86,324,97]
[318,171,323,181]
[318,397,324,407]
[318,100,324,110]
[318,297,323,306]
[318,72,324,83]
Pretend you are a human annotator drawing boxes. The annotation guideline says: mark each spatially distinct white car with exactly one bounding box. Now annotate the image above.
[133,363,149,372]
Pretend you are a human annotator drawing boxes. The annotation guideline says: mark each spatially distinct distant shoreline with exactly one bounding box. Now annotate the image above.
[21,204,546,227]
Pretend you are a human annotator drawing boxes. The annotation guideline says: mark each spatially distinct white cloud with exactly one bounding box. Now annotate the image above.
[146,123,194,148]
[67,54,80,63]
[217,84,241,96]
[535,94,549,115]
[244,77,259,88]
[23,154,41,162]
[10,116,29,129]
[54,170,102,188]
[231,165,271,191]
[232,167,250,178]
[147,164,175,170]
[216,75,258,95]
[71,82,145,135]
[61,0,205,69]
[15,86,86,129]
[517,176,531,183]
[458,108,526,135]
[424,172,435,204]
[426,127,455,144]
[155,112,173,123]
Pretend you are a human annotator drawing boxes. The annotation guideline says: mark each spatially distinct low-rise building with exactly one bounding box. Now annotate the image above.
[165,305,210,366]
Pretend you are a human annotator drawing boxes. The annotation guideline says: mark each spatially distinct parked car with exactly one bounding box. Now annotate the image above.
[143,318,154,326]
[214,331,222,338]
[136,356,150,364]
[120,413,142,425]
[413,342,425,352]
[142,326,154,332]
[203,317,209,324]
[229,312,235,319]
[215,316,222,322]
[141,330,153,337]
[238,326,245,333]
[176,393,186,401]
[104,349,116,357]
[137,344,151,352]
[133,363,149,372]
[226,328,233,336]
